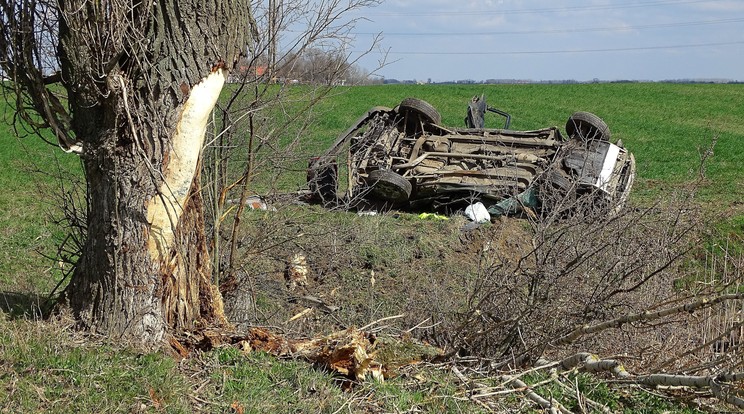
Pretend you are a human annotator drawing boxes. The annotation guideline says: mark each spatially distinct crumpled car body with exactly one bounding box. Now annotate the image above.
[308,96,635,216]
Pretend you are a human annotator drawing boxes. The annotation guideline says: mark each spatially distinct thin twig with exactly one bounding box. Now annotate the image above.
[360,314,405,331]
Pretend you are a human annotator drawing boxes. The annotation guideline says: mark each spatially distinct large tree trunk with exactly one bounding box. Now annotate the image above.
[54,0,249,345]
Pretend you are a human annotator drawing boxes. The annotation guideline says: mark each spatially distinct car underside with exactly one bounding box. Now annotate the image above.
[308,96,635,217]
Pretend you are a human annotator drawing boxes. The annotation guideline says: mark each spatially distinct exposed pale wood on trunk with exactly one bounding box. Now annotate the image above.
[147,68,226,262]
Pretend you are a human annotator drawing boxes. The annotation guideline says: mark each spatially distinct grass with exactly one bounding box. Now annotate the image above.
[205,347,348,413]
[0,317,192,413]
[5,315,711,413]
[2,83,743,412]
[0,99,80,296]
[2,314,715,413]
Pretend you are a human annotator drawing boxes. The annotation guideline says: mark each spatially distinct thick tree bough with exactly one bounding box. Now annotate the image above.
[634,375,744,409]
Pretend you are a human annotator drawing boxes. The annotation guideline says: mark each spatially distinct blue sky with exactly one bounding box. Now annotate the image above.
[347,0,744,82]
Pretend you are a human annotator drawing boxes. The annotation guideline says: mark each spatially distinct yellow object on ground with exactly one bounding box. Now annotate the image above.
[417,213,449,221]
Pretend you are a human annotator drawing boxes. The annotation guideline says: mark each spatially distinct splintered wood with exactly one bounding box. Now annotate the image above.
[188,327,407,381]
[245,327,384,381]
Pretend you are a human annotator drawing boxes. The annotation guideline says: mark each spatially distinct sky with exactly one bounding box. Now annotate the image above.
[345,0,744,82]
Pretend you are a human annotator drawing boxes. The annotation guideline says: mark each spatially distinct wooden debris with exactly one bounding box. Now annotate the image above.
[264,327,383,381]
[286,307,314,323]
[285,252,309,289]
[168,336,190,359]
[182,326,441,382]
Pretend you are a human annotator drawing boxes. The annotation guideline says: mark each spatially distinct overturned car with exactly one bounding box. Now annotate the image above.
[308,96,635,217]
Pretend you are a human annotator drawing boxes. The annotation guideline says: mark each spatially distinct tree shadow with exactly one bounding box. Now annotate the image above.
[0,291,54,319]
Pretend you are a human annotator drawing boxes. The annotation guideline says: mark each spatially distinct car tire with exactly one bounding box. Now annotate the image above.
[565,111,610,142]
[545,169,573,193]
[366,170,412,202]
[399,98,442,126]
[539,169,577,214]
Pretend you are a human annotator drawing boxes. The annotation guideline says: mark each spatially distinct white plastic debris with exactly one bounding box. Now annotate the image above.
[465,202,491,223]
[227,196,276,211]
[244,195,270,210]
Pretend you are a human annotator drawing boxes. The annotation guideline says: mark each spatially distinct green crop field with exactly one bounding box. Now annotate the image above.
[1,83,742,413]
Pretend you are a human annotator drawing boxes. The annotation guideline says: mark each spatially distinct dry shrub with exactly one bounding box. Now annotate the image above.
[433,183,743,376]
[413,184,705,366]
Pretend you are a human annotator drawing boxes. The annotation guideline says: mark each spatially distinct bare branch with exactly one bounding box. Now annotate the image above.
[553,293,744,346]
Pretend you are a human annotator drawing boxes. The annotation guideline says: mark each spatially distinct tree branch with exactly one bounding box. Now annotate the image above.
[552,293,744,346]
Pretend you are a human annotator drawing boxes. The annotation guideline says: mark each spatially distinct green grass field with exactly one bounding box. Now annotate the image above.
[0,109,80,296]
[1,83,741,412]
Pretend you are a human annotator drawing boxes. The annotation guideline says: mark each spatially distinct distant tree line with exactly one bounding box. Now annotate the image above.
[234,48,376,85]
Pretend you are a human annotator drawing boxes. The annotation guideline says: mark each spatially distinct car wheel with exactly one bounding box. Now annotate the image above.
[539,169,577,214]
[566,111,610,142]
[398,98,442,132]
[545,169,573,193]
[365,170,412,202]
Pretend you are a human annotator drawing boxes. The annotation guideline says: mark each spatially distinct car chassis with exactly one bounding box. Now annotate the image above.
[308,96,635,217]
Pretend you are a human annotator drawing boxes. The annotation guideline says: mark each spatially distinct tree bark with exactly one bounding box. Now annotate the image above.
[49,0,250,345]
